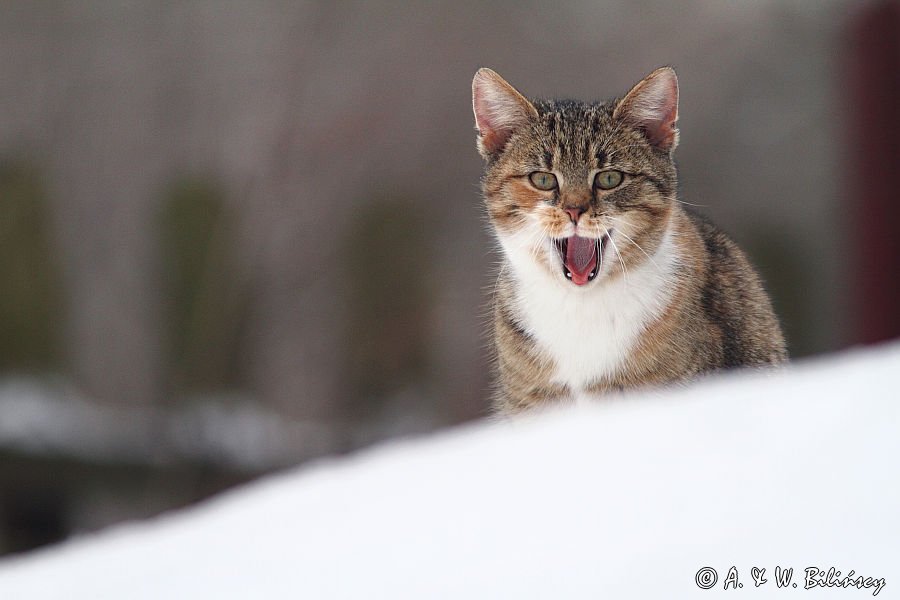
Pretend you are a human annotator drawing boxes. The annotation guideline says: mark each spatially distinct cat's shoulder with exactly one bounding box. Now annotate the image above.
[679,207,752,274]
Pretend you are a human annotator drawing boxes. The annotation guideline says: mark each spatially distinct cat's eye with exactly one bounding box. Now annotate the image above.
[529,171,558,191]
[594,170,624,190]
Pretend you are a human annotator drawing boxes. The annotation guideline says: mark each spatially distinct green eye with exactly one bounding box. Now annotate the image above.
[595,170,624,190]
[529,171,558,191]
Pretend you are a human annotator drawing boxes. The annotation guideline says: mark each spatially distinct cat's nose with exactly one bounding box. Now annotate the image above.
[564,207,585,224]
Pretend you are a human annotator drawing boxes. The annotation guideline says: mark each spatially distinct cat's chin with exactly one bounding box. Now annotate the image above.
[553,232,612,286]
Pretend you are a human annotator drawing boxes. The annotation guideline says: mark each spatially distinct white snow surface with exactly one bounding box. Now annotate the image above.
[1,343,898,599]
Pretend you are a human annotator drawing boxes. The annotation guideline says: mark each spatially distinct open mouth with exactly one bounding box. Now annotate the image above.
[554,233,611,286]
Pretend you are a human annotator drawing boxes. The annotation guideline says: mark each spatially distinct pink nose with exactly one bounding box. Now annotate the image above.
[565,207,585,224]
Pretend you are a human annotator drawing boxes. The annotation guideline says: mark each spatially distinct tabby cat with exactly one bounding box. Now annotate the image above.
[472,66,787,415]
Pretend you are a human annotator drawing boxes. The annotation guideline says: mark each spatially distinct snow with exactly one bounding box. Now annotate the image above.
[0,343,898,599]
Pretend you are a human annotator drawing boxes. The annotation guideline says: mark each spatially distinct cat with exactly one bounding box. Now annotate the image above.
[472,66,787,415]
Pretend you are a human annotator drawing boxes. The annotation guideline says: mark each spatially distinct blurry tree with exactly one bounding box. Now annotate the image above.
[0,160,63,372]
[159,178,247,396]
[341,198,432,419]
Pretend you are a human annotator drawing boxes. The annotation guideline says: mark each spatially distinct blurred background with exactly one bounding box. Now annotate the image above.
[0,0,897,555]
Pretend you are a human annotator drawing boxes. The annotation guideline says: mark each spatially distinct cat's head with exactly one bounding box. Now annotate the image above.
[472,67,679,287]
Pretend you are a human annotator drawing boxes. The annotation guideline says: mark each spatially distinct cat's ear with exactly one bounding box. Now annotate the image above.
[614,67,679,152]
[472,68,538,160]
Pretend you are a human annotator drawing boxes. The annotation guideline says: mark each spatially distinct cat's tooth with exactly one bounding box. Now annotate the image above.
[566,272,572,278]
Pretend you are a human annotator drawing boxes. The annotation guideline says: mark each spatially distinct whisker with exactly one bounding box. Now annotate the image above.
[527,220,552,265]
[672,197,707,208]
[601,223,627,286]
[604,216,662,271]
[617,230,662,271]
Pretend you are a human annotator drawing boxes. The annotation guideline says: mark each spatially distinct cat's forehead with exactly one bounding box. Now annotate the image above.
[529,99,621,174]
[533,98,610,121]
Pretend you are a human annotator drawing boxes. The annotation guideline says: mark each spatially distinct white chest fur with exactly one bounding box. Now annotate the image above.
[500,227,678,395]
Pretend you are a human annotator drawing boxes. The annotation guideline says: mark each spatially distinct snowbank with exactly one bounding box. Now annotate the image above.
[0,343,898,599]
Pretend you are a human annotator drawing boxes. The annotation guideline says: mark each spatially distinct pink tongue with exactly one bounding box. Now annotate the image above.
[566,235,598,285]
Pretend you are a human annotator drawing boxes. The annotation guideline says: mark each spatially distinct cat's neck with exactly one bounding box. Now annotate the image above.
[498,221,682,392]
